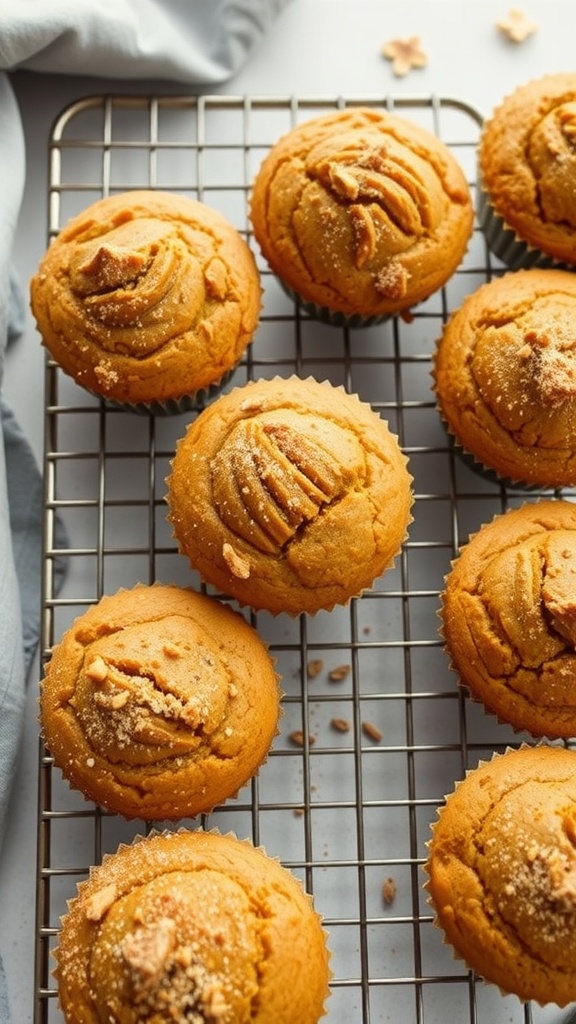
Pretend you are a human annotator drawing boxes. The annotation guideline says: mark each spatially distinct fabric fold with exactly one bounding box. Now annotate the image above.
[0,4,291,1021]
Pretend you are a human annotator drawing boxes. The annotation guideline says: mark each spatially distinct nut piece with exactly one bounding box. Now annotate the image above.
[330,717,351,733]
[289,729,316,747]
[328,664,351,682]
[362,720,383,742]
[85,883,118,922]
[307,659,324,679]
[382,876,397,905]
[222,542,251,579]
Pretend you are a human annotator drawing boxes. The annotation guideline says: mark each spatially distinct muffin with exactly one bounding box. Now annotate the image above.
[425,744,576,1007]
[40,583,281,820]
[478,73,576,269]
[167,375,413,615]
[55,828,331,1023]
[250,106,473,325]
[441,499,576,738]
[434,268,576,487]
[30,189,261,413]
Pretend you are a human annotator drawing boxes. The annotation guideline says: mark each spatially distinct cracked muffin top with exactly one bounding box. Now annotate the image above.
[479,73,576,266]
[166,375,413,616]
[441,500,576,738]
[40,583,281,820]
[425,744,576,1007]
[30,189,261,410]
[250,107,473,323]
[434,268,576,487]
[55,828,331,1024]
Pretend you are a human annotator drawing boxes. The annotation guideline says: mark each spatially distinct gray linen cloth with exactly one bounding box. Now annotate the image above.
[0,2,289,1020]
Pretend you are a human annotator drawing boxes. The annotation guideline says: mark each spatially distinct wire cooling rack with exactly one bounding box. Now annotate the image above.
[35,93,576,1024]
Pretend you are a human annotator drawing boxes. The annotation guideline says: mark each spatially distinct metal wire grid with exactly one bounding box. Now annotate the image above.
[34,93,576,1024]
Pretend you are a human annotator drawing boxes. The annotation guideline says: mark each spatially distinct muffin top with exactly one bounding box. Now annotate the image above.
[167,376,413,615]
[250,107,473,319]
[30,189,261,405]
[434,268,576,486]
[55,828,331,1024]
[40,583,281,819]
[441,500,576,738]
[426,744,576,1007]
[479,73,576,263]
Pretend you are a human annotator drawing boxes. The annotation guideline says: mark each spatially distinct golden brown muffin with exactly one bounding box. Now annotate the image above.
[55,828,331,1024]
[40,584,281,820]
[30,189,261,412]
[478,73,576,269]
[434,268,576,487]
[250,106,473,324]
[441,500,576,738]
[425,744,576,1007]
[166,375,413,615]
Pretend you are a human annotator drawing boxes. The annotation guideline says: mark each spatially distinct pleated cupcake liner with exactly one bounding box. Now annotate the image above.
[476,181,574,273]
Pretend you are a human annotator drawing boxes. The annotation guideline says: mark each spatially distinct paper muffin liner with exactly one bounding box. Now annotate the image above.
[54,826,332,1020]
[476,176,573,272]
[432,381,550,492]
[166,374,414,617]
[277,278,394,328]
[93,362,240,417]
[431,346,565,491]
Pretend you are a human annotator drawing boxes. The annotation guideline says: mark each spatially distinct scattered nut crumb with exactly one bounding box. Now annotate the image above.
[496,7,538,42]
[289,729,316,747]
[382,877,396,905]
[307,659,324,679]
[328,664,351,682]
[381,36,428,77]
[362,720,383,742]
[331,717,351,733]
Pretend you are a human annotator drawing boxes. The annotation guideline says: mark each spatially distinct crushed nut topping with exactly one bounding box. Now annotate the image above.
[381,36,428,77]
[85,655,108,683]
[222,542,251,579]
[85,882,118,922]
[495,7,538,42]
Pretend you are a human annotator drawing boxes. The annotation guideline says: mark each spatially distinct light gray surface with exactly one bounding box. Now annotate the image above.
[2,2,576,1021]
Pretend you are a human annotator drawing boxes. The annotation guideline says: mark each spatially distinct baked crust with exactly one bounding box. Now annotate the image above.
[40,584,281,819]
[30,190,261,405]
[479,73,576,264]
[55,828,331,1024]
[434,268,576,486]
[250,107,473,319]
[441,500,576,737]
[425,745,576,1007]
[167,376,413,615]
